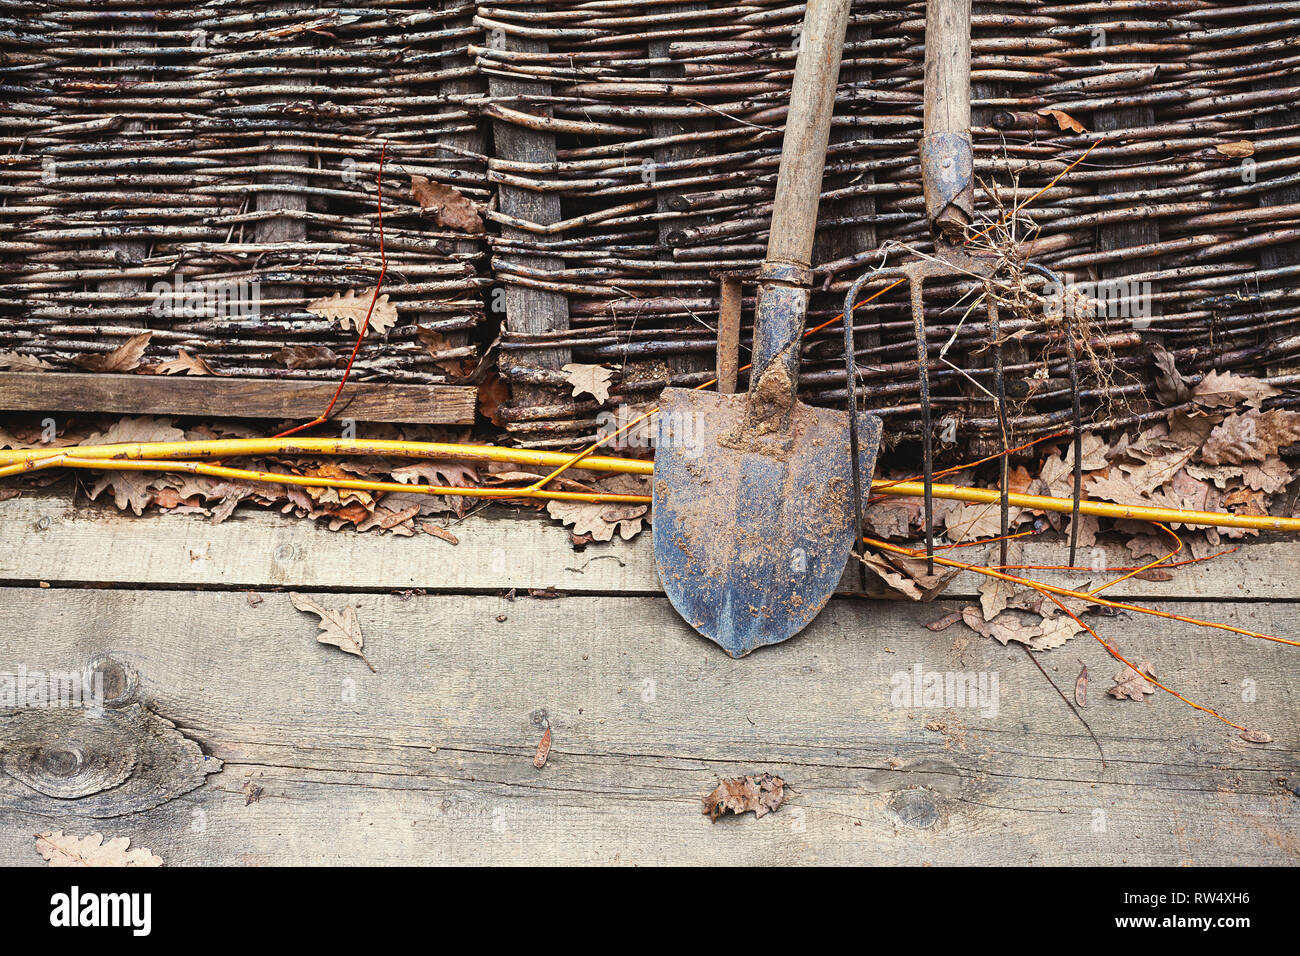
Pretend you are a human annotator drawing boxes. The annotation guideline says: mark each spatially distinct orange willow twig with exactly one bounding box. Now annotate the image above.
[964,138,1104,247]
[868,429,1069,501]
[1087,522,1181,596]
[998,549,1240,575]
[863,535,1300,650]
[937,523,1230,596]
[274,143,389,440]
[863,537,1263,733]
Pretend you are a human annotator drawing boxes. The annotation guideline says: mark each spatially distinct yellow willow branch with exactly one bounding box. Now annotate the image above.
[880,481,1300,533]
[0,439,653,475]
[0,453,71,479]
[55,458,649,505]
[4,438,1300,533]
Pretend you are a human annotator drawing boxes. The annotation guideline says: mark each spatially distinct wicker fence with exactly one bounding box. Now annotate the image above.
[3,1,1298,448]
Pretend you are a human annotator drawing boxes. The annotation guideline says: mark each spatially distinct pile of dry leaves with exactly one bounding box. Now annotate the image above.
[1,370,1293,574]
[0,413,651,543]
[864,369,1300,649]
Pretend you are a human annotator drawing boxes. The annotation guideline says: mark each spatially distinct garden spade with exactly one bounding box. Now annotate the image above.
[653,0,882,658]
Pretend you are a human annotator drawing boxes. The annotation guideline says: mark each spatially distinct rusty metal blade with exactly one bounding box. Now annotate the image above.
[652,387,882,657]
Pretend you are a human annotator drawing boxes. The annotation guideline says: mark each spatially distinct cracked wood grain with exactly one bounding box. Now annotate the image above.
[0,586,1294,865]
[3,492,1299,602]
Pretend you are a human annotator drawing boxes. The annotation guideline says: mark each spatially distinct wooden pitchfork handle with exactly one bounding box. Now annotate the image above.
[922,0,975,240]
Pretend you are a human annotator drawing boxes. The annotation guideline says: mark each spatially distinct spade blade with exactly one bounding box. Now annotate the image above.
[652,387,882,658]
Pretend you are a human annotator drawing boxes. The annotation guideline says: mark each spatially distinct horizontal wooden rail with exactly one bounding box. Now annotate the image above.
[0,372,477,424]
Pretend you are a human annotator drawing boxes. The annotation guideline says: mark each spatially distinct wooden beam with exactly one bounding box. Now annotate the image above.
[488,35,571,401]
[0,372,476,424]
[2,492,1297,602]
[0,586,1294,864]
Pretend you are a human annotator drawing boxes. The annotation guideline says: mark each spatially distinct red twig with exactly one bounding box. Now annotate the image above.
[274,144,389,439]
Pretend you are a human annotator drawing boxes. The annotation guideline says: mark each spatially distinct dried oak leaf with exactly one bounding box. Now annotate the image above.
[289,593,376,672]
[1031,612,1087,651]
[1007,464,1033,495]
[390,461,479,488]
[1132,568,1173,582]
[410,174,485,234]
[978,541,1023,620]
[864,497,916,538]
[1192,369,1280,410]
[546,499,646,541]
[156,349,216,376]
[703,773,786,821]
[1086,472,1174,510]
[421,522,459,544]
[307,288,398,336]
[484,470,596,497]
[477,372,510,426]
[599,472,652,497]
[73,332,152,372]
[562,363,614,404]
[88,470,156,516]
[1116,446,1195,497]
[273,345,342,370]
[300,462,374,508]
[1215,140,1255,158]
[876,551,960,600]
[859,552,925,601]
[1241,457,1291,495]
[1038,108,1087,133]
[925,610,964,631]
[415,327,468,376]
[35,831,163,867]
[533,726,552,769]
[945,501,1026,542]
[859,549,956,601]
[1152,344,1192,404]
[961,605,1043,647]
[1201,408,1300,465]
[1107,661,1157,701]
[0,350,55,371]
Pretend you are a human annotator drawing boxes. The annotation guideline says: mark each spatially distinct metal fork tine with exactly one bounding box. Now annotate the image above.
[1064,303,1083,568]
[1027,261,1082,568]
[843,280,868,594]
[909,274,934,574]
[987,291,1009,569]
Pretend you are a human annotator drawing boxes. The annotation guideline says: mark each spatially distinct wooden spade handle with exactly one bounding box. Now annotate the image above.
[747,0,852,412]
[763,0,853,273]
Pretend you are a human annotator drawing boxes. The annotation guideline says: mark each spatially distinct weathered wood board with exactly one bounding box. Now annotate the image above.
[0,373,477,425]
[1,493,1297,602]
[0,492,1296,865]
[0,587,1295,865]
